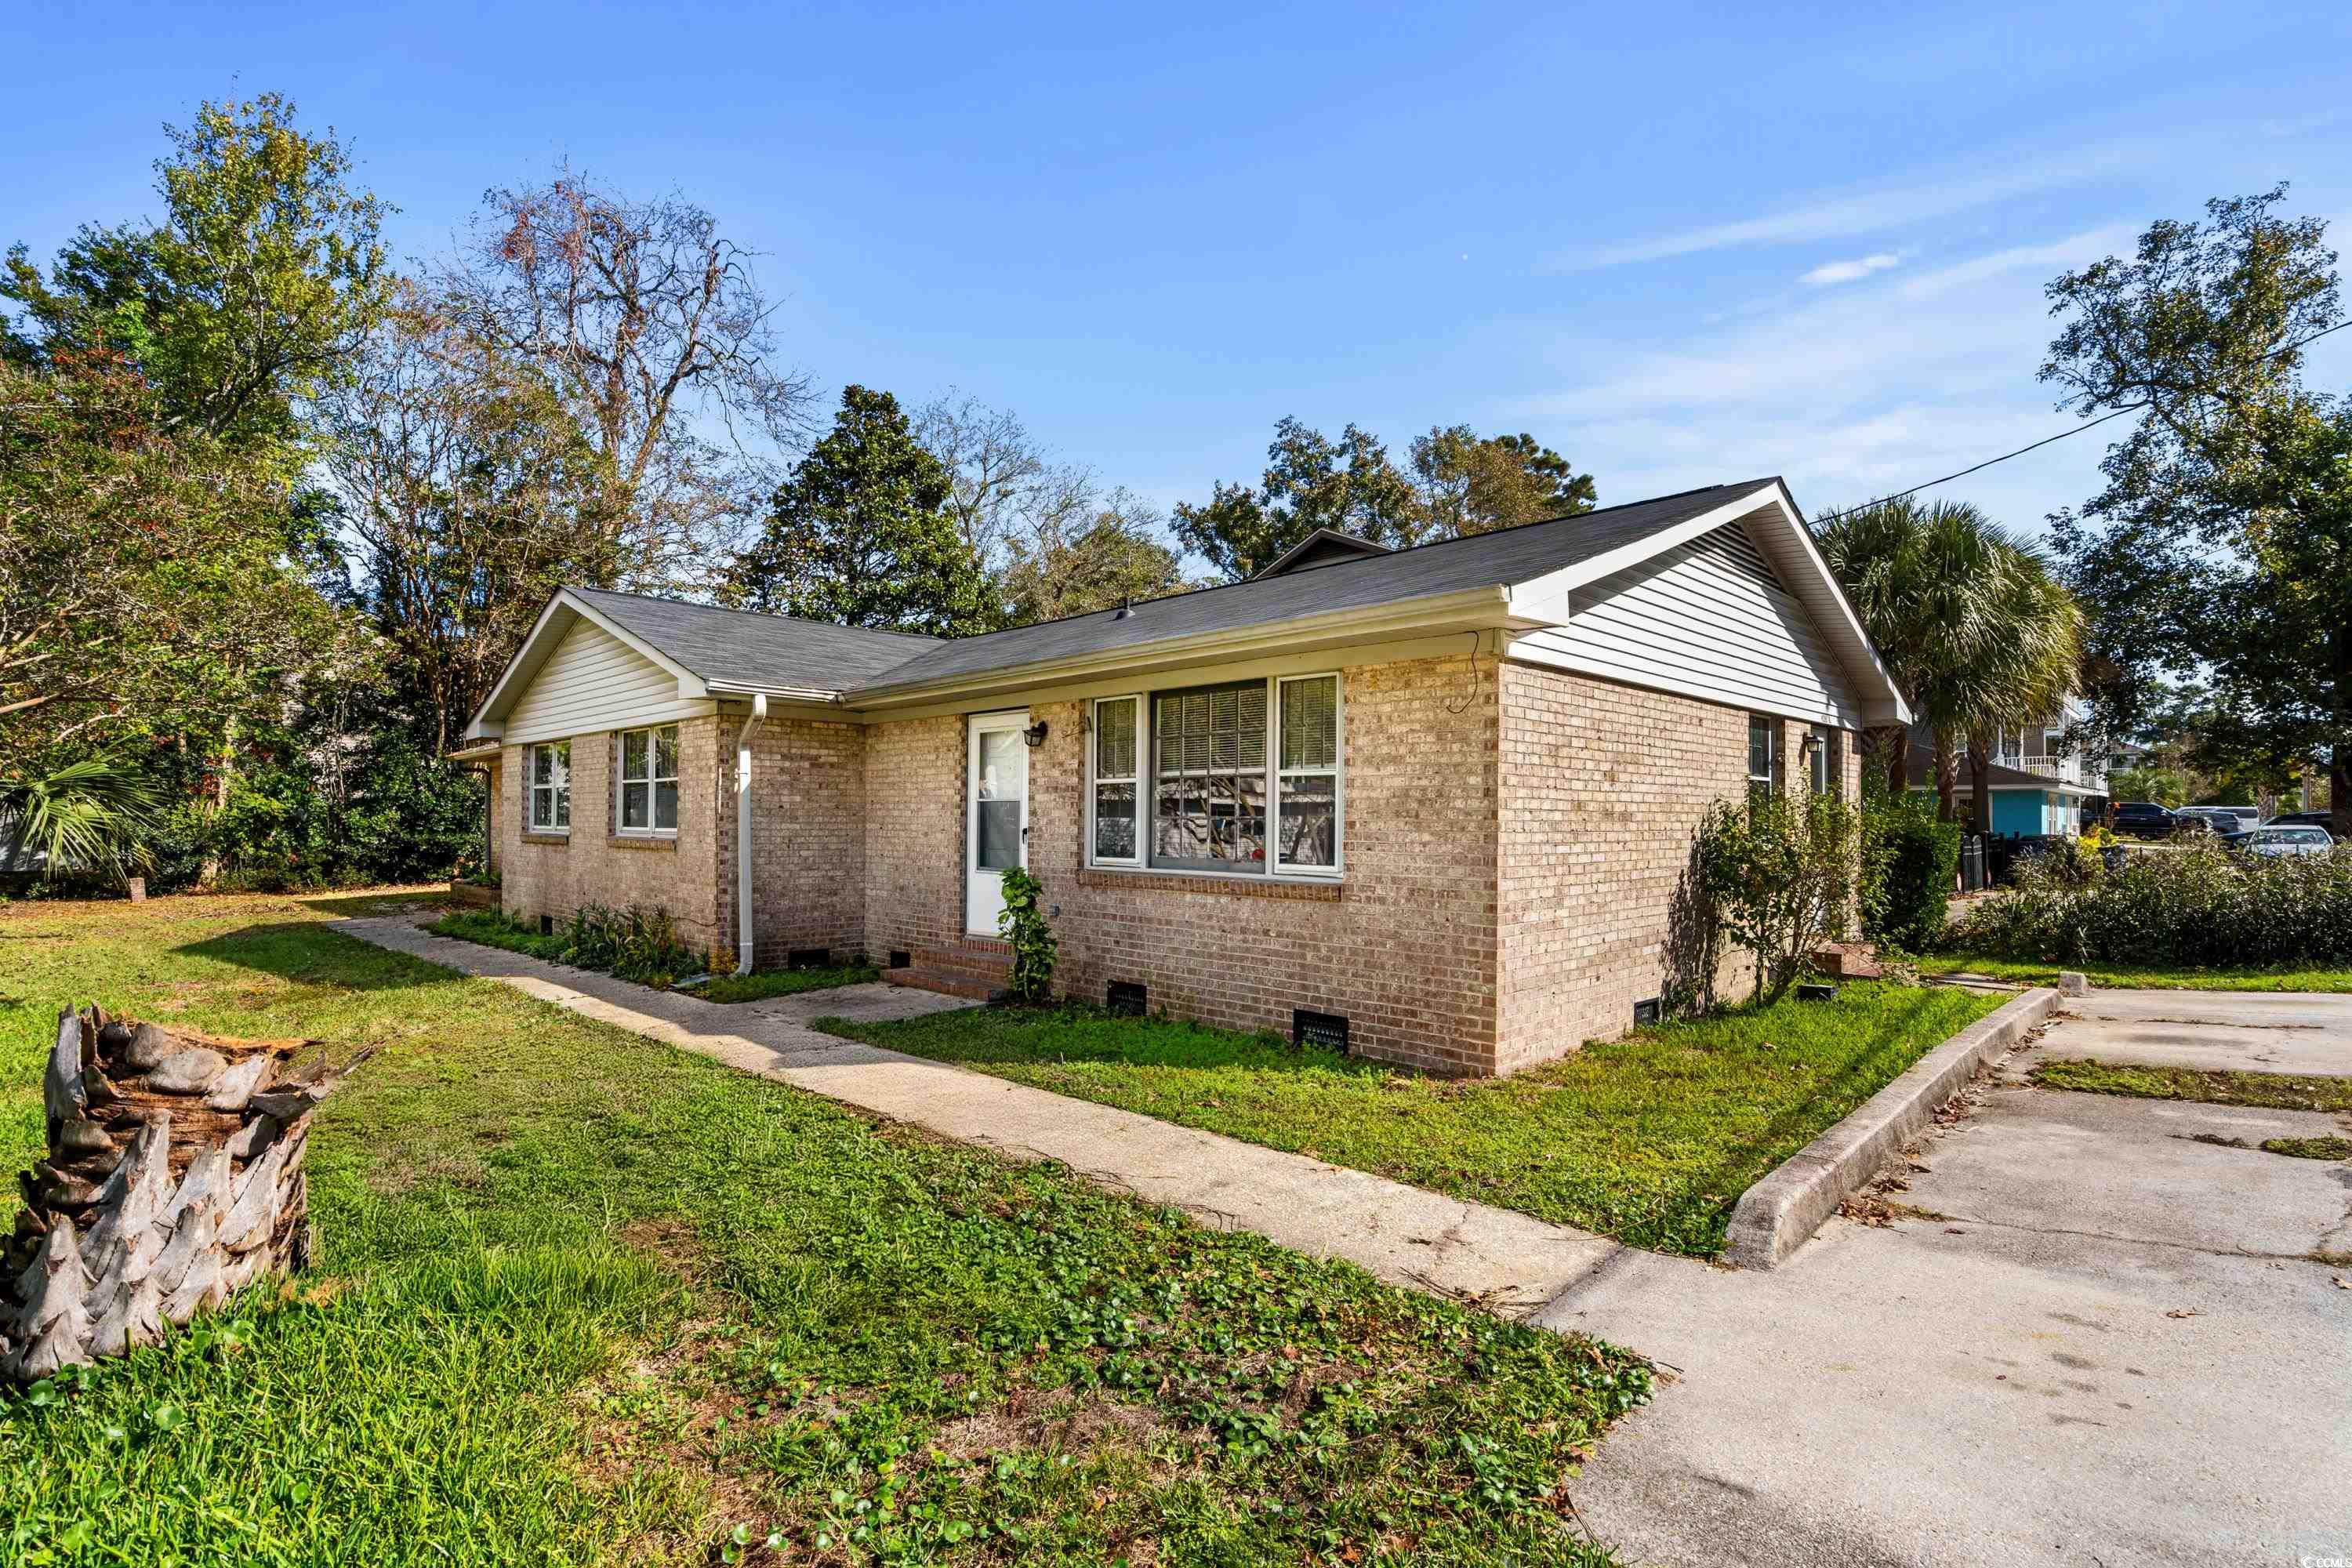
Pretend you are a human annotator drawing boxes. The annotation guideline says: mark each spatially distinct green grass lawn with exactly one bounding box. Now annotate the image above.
[1923,953,2352,993]
[0,891,1649,1566]
[2031,1057,2352,1113]
[815,982,2004,1257]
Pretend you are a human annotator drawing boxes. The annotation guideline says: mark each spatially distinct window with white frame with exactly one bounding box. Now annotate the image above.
[1091,696,1140,863]
[1088,673,1344,877]
[1808,724,1835,797]
[617,724,679,834]
[529,741,570,833]
[1748,714,1782,800]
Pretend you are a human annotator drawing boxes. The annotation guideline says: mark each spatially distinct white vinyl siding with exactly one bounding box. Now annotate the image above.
[1512,523,1862,728]
[502,618,713,746]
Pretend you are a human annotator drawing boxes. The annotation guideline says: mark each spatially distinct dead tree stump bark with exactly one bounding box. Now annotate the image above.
[1,1005,374,1382]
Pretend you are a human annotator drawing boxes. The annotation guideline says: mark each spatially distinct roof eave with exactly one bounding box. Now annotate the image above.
[841,584,1536,711]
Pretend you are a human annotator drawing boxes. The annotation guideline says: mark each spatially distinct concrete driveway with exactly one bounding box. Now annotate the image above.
[1551,989,2352,1568]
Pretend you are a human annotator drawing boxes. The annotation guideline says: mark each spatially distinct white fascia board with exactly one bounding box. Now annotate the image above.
[845,584,1526,712]
[1505,481,1914,728]
[461,588,710,741]
[706,681,844,704]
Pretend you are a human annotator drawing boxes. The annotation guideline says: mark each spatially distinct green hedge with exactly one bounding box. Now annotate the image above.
[1860,793,1961,952]
[1947,842,2352,967]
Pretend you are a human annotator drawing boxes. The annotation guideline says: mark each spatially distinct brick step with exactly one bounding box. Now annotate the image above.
[1810,941,1883,980]
[887,965,1004,1001]
[911,943,1013,980]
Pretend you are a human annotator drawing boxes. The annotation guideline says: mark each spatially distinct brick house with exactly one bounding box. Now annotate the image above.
[459,478,1907,1076]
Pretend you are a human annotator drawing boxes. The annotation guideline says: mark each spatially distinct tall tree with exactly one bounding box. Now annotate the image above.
[999,486,1185,624]
[1410,426,1596,538]
[3,93,391,467]
[726,386,993,634]
[913,392,1048,571]
[0,354,356,762]
[2042,187,2352,834]
[1174,417,1595,579]
[323,288,607,752]
[1816,495,2082,825]
[434,168,813,592]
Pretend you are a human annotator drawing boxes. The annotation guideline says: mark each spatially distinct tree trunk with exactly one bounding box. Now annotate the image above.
[1933,730,1961,822]
[1966,727,1994,838]
[0,1007,372,1383]
[2333,750,2350,841]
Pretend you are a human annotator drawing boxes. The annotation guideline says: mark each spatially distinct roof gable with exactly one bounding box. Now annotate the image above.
[1252,529,1392,578]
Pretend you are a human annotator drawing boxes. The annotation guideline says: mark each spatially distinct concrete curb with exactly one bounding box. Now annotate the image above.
[1720,986,2059,1270]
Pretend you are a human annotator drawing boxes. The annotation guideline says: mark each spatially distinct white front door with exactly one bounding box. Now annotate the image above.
[966,711,1029,935]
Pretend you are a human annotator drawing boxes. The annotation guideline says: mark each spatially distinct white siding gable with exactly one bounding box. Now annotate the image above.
[1509,522,1863,727]
[503,617,716,745]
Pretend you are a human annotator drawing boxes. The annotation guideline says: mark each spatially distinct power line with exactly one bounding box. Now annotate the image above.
[1809,318,2352,525]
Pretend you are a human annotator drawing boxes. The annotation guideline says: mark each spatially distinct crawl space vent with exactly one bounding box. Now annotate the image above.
[787,947,830,970]
[1292,1009,1349,1052]
[1106,981,1147,1017]
[887,949,912,971]
[539,914,556,938]
[1632,996,1662,1027]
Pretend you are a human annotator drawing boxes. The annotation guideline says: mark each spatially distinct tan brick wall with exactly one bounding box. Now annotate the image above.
[862,713,966,962]
[498,716,727,957]
[717,713,869,967]
[856,656,1502,1073]
[1494,662,1866,1071]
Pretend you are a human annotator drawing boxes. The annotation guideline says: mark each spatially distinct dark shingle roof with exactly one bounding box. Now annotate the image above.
[568,587,941,691]
[562,480,1780,699]
[846,481,1777,693]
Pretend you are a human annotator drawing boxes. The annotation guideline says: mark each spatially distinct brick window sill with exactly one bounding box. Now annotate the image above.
[1076,866,1343,902]
[519,833,571,847]
[607,834,679,852]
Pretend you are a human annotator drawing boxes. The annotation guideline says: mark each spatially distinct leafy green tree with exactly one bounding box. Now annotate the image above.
[1410,426,1595,537]
[2042,186,2352,836]
[1817,496,2083,828]
[0,356,357,762]
[1174,417,1595,579]
[726,386,993,634]
[2107,765,2188,806]
[3,93,391,467]
[999,488,1185,624]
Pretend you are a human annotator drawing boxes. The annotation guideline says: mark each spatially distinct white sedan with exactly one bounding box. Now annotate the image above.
[2224,824,2336,857]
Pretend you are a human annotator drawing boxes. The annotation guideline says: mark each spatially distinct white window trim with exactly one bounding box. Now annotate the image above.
[1085,673,1345,882]
[615,724,681,838]
[1273,672,1344,877]
[1086,694,1143,867]
[528,741,570,835]
[1748,713,1783,795]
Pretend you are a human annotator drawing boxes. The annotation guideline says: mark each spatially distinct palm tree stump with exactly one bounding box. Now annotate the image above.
[0,1006,374,1383]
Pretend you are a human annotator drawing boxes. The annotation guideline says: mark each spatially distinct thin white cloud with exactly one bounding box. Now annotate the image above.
[1897,225,2134,299]
[1560,145,2144,270]
[1801,251,1904,287]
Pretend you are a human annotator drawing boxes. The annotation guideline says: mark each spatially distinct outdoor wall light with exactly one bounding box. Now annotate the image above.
[1022,720,1049,749]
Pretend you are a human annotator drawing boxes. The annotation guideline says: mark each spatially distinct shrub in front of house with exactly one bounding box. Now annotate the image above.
[1695,792,1859,1004]
[1947,841,2352,967]
[1859,792,1961,953]
[559,903,699,986]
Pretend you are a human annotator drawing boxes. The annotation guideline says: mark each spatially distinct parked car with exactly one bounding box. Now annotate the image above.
[2262,809,2335,830]
[2178,805,2256,835]
[2111,801,2176,840]
[2222,824,2335,858]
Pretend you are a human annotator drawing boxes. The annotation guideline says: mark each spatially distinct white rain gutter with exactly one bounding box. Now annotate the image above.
[733,693,767,975]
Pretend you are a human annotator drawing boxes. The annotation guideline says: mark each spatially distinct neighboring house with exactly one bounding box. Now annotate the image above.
[459,478,1907,1076]
[1906,695,2108,835]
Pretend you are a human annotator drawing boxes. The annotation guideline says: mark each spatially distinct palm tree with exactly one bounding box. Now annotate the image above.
[1817,498,2083,825]
[0,757,167,881]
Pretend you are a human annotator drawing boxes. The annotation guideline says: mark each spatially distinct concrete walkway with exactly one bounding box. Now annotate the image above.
[339,916,1627,1312]
[339,919,2352,1566]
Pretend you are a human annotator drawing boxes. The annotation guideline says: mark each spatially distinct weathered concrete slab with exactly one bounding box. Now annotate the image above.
[1721,987,2058,1269]
[2045,988,2352,1076]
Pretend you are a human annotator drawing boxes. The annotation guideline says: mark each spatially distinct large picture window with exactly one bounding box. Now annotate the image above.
[1088,674,1343,878]
[529,742,570,833]
[618,724,679,834]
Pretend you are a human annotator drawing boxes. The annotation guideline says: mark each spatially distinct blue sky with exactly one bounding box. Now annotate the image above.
[10,1,2352,540]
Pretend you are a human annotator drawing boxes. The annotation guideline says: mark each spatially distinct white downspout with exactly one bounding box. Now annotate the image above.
[734,694,767,975]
